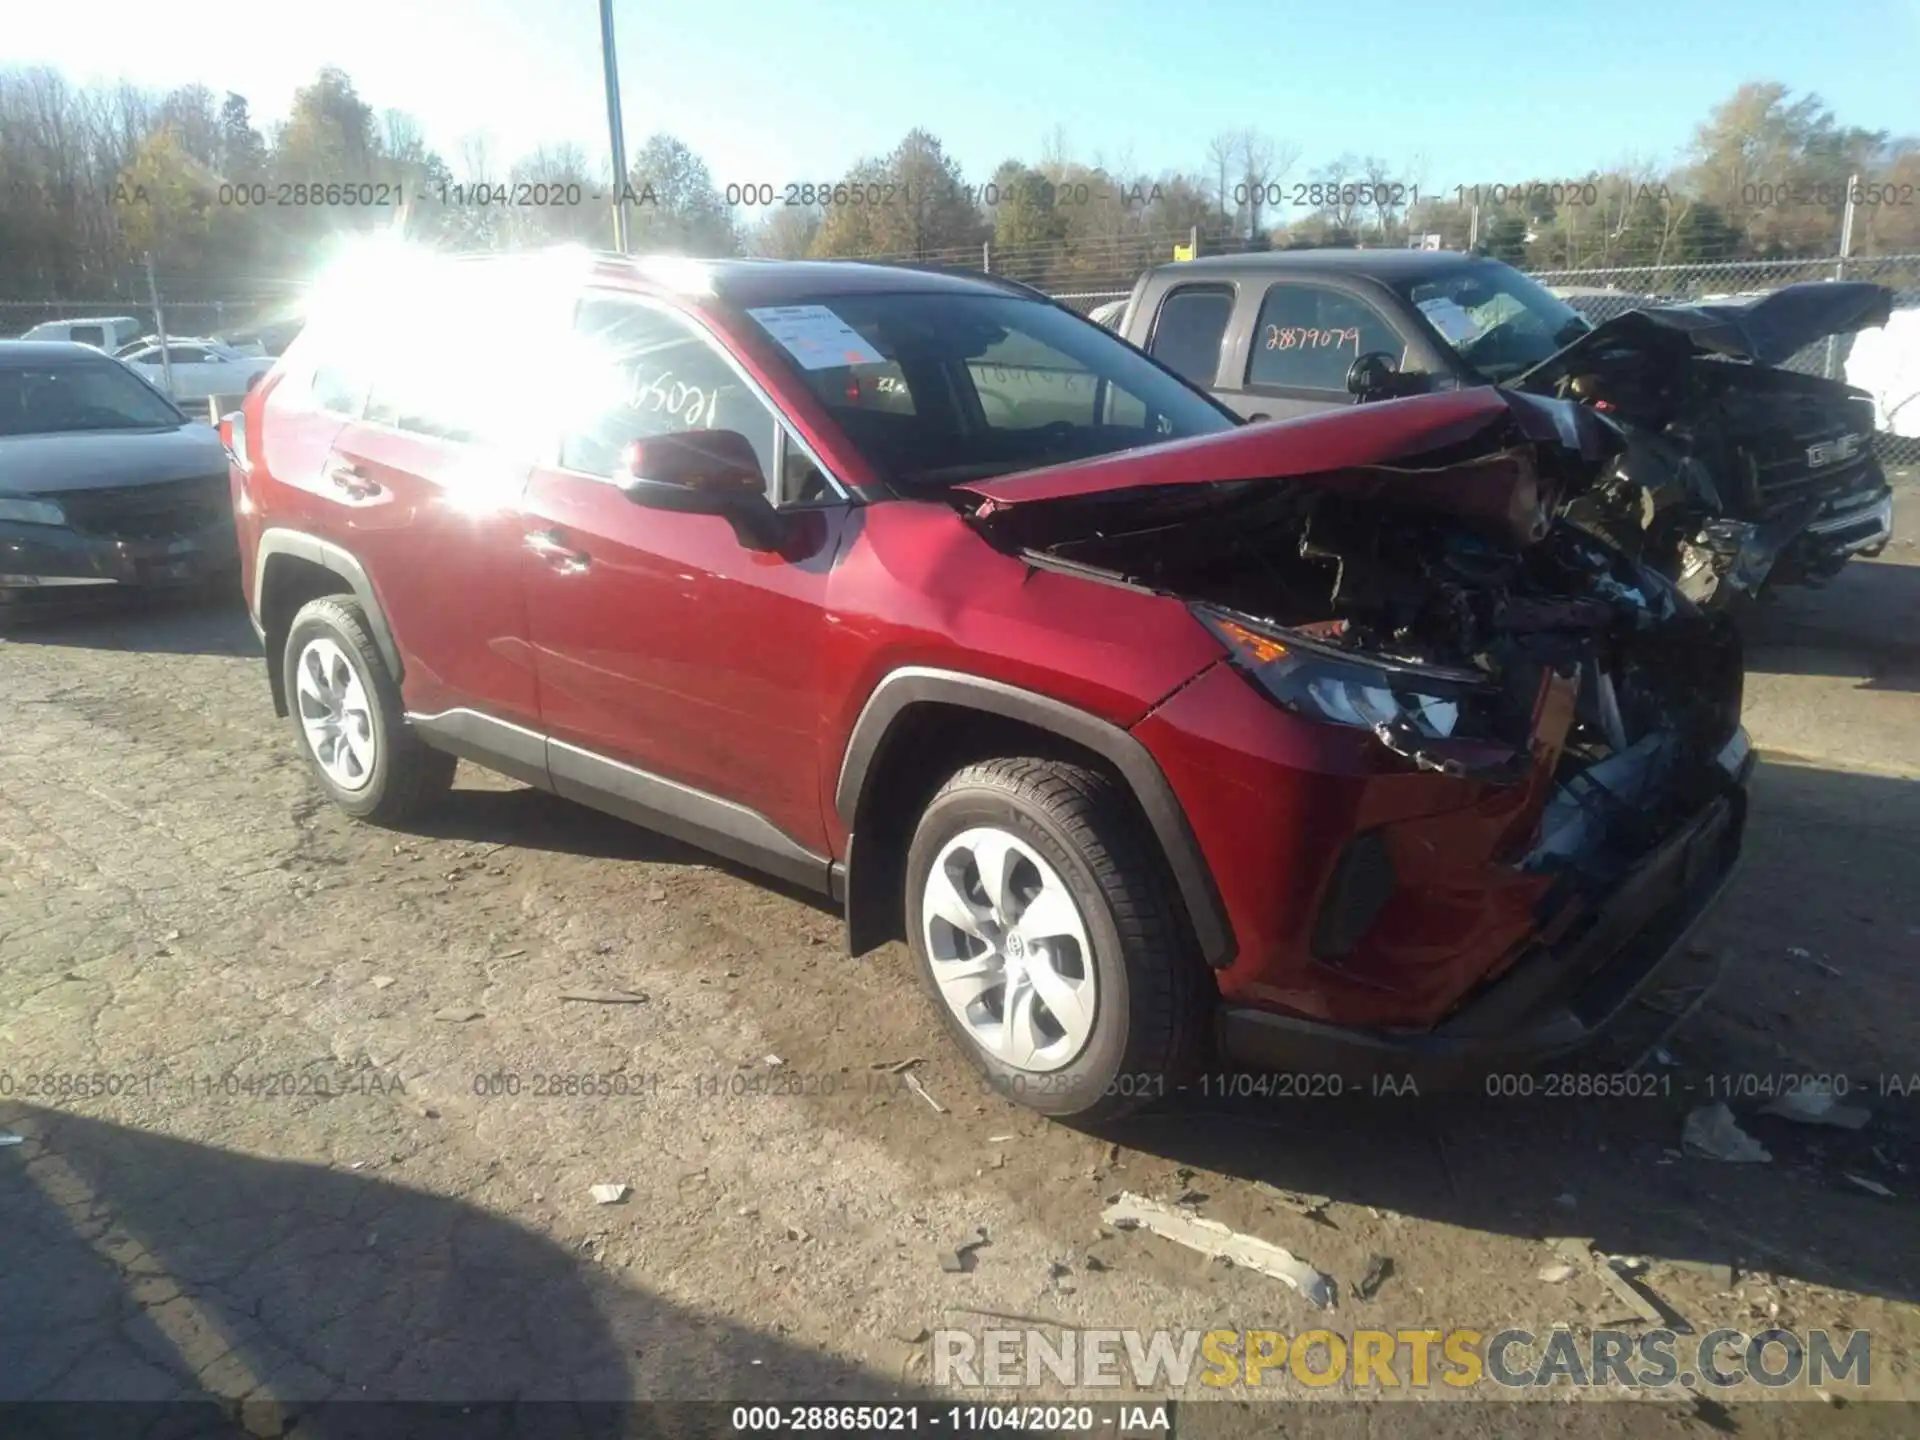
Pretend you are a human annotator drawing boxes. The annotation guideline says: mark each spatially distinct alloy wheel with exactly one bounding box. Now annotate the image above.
[921,826,1096,1073]
[294,636,376,791]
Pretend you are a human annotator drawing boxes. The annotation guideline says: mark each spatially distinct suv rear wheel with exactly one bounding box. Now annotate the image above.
[284,596,455,823]
[904,757,1207,1120]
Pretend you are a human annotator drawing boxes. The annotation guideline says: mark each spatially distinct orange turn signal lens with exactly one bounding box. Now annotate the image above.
[1215,617,1289,665]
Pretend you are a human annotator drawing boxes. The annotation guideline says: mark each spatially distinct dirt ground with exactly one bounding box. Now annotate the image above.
[3,474,1918,1434]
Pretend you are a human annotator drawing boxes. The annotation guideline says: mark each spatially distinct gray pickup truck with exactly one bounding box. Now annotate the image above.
[1105,249,1895,608]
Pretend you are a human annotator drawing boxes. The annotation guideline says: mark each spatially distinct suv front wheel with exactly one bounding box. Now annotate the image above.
[283,596,455,823]
[904,757,1207,1120]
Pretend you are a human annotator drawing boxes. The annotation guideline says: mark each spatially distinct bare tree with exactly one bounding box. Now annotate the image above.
[1236,130,1300,241]
[457,132,496,185]
[1204,132,1238,230]
[1314,153,1364,234]
[1361,155,1405,238]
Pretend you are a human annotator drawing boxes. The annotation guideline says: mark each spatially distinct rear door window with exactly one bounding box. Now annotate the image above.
[1246,284,1406,395]
[1146,286,1233,386]
[70,325,107,349]
[358,260,572,453]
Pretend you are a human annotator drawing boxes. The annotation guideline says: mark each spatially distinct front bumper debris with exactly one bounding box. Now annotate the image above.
[1216,728,1752,1088]
[0,519,239,602]
[1802,485,1894,560]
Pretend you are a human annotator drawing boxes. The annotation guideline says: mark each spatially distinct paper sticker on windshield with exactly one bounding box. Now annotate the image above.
[746,305,887,371]
[1417,297,1482,345]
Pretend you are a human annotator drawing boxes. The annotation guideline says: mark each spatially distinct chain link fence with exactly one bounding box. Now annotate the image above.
[0,295,290,344]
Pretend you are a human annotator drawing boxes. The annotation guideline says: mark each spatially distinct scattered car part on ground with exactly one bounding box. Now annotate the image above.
[0,340,240,614]
[1103,1191,1339,1308]
[1682,1103,1772,1162]
[1112,250,1895,609]
[1759,1087,1871,1129]
[232,248,1752,1118]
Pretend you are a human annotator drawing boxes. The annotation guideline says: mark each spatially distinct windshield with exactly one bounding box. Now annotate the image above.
[1396,262,1592,382]
[742,291,1236,489]
[0,358,185,436]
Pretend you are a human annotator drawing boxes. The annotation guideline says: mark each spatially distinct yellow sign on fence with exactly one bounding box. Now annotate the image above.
[1172,243,1194,262]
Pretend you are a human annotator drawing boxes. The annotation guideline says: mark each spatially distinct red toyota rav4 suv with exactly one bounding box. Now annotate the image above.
[227,247,1752,1118]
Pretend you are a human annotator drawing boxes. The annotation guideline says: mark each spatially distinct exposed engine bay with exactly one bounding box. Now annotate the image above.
[1513,283,1894,609]
[1007,475,1745,891]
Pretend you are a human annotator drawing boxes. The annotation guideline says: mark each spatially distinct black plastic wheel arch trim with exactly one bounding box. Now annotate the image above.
[834,666,1236,967]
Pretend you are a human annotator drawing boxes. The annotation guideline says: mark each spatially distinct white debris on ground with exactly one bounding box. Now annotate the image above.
[1760,1087,1871,1130]
[1682,1103,1773,1163]
[1102,1191,1338,1310]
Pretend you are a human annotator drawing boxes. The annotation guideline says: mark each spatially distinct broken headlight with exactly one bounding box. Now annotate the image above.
[1194,605,1499,741]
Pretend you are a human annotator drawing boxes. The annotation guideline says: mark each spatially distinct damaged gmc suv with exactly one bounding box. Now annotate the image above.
[230,249,1752,1118]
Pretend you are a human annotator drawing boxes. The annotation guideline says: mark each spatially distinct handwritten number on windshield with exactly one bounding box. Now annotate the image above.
[1264,326,1362,354]
[621,366,720,429]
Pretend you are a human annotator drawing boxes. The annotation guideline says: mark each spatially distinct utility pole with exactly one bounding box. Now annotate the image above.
[1826,172,1859,380]
[144,252,174,399]
[599,0,631,253]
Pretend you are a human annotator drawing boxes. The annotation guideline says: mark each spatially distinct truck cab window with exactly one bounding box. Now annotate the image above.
[1147,286,1234,386]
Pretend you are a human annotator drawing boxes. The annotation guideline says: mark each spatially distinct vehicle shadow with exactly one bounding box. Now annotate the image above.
[0,1104,930,1423]
[1742,638,1920,694]
[0,586,257,658]
[399,783,843,917]
[1739,555,1920,677]
[1095,756,1920,1309]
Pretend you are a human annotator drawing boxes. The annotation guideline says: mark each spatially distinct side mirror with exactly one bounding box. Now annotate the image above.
[1346,351,1401,400]
[621,430,786,551]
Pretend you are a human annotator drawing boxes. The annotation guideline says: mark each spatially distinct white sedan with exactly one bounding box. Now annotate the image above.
[119,339,272,402]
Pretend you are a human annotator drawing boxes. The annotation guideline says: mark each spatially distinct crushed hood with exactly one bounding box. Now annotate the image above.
[1516,280,1894,381]
[957,388,1616,546]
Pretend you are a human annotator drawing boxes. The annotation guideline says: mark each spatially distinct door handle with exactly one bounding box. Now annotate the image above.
[325,460,382,500]
[525,530,591,574]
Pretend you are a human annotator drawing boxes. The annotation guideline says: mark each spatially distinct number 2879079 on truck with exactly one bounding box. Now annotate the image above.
[224,246,1752,1118]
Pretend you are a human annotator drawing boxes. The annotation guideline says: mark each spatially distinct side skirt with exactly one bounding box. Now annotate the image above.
[406,707,835,896]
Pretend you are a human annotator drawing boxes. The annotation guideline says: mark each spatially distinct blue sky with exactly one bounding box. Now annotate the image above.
[11,0,1920,190]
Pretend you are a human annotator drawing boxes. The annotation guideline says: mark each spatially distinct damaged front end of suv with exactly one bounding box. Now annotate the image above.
[959,387,1752,1072]
[1515,281,1895,609]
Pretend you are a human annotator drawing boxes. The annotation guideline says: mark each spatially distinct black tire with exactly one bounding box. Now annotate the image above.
[282,595,455,824]
[904,757,1208,1121]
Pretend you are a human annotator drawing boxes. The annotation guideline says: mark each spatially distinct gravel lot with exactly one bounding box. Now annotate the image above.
[3,477,1918,1432]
